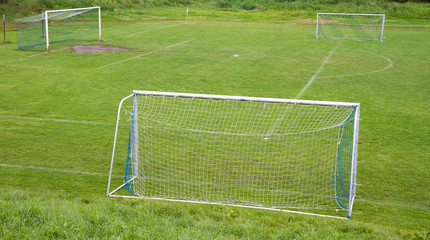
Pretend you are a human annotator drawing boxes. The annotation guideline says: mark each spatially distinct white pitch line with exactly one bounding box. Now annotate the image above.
[0,115,115,125]
[0,52,44,64]
[0,163,107,177]
[109,23,184,40]
[96,39,193,70]
[355,198,430,211]
[265,41,343,137]
[295,40,343,99]
[1,64,46,69]
[318,50,393,79]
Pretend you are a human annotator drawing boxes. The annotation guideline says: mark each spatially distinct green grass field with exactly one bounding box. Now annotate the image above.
[0,14,429,239]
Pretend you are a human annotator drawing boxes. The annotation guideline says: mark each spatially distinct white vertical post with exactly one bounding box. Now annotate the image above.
[98,6,102,41]
[44,11,49,52]
[316,13,320,39]
[347,104,360,218]
[133,94,139,178]
[107,94,134,196]
[380,15,385,42]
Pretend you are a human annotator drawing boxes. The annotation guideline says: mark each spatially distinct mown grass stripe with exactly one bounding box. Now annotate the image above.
[0,115,115,125]
[0,163,108,177]
[95,39,193,69]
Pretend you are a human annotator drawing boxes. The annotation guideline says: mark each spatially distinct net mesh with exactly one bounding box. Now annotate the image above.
[317,14,384,41]
[15,8,99,51]
[124,94,357,211]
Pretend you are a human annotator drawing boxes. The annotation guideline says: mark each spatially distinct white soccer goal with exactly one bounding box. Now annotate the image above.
[15,6,101,51]
[316,13,385,42]
[107,91,360,219]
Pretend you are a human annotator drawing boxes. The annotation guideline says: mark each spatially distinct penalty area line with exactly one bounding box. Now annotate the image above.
[95,39,194,70]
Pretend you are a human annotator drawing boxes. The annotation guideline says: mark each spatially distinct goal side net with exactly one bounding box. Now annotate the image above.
[15,6,101,51]
[316,13,385,42]
[107,91,360,219]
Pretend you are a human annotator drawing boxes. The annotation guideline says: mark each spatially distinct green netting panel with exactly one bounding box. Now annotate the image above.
[124,111,135,193]
[15,14,46,51]
[334,108,356,210]
[15,8,99,51]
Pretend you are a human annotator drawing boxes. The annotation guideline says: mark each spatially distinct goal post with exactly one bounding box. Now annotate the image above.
[316,13,385,42]
[107,91,360,219]
[15,6,101,51]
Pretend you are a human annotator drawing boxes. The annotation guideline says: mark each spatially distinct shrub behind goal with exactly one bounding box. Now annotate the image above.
[107,91,360,219]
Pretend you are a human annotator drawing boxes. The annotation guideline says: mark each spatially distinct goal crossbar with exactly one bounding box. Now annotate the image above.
[317,13,385,17]
[107,91,360,219]
[44,6,101,14]
[132,90,360,108]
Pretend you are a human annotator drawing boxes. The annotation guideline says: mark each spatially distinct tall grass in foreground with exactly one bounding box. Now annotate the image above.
[1,188,427,239]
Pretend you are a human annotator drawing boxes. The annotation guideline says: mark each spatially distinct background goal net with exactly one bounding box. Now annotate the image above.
[15,6,101,51]
[316,13,385,42]
[108,91,360,218]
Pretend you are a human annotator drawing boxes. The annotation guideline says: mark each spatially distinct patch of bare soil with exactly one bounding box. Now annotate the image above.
[72,45,129,53]
[295,19,338,23]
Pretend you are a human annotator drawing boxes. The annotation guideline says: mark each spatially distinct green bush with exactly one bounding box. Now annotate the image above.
[1,0,429,20]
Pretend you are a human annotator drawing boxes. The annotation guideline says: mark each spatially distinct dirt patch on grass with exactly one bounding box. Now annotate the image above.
[72,45,130,53]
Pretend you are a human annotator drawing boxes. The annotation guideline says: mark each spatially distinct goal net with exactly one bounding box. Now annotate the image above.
[15,6,101,51]
[316,13,385,42]
[107,91,360,219]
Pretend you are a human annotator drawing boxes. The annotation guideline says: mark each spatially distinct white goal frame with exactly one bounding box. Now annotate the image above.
[44,6,101,51]
[107,91,360,219]
[316,13,385,42]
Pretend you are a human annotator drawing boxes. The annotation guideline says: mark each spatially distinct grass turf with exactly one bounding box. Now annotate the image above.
[0,20,429,238]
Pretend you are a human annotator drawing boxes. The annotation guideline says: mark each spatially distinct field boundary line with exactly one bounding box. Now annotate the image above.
[318,50,393,79]
[0,163,111,177]
[109,23,184,40]
[96,39,193,69]
[0,115,115,125]
[295,40,343,99]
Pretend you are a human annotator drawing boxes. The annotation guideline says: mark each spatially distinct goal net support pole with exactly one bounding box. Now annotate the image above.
[107,91,360,219]
[2,13,12,44]
[3,14,5,43]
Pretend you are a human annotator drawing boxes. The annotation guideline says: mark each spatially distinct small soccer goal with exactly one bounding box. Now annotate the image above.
[316,13,385,42]
[15,6,101,51]
[107,91,360,219]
